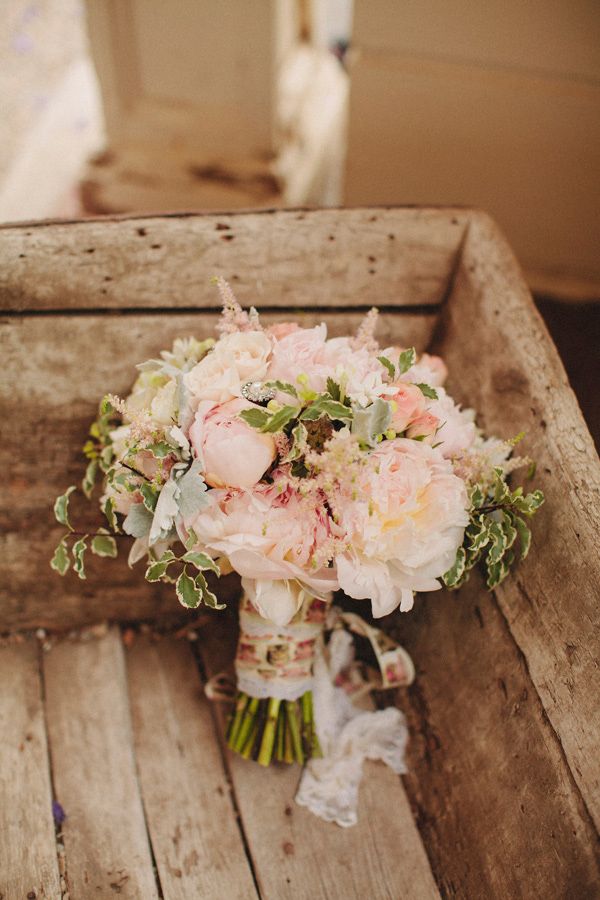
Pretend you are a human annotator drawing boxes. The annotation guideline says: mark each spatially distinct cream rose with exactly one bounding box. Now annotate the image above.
[184,331,272,405]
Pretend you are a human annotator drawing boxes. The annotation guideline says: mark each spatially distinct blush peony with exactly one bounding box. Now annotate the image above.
[332,439,469,617]
[186,480,338,609]
[189,399,276,489]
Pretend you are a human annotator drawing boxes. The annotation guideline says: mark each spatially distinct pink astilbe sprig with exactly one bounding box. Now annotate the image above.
[214,276,262,335]
[105,393,156,444]
[351,306,380,354]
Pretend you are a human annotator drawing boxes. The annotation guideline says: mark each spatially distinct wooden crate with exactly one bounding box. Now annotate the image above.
[1,208,599,898]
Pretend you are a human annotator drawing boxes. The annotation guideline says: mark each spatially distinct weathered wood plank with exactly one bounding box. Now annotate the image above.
[1,311,436,631]
[393,573,600,898]
[126,636,258,900]
[436,211,600,831]
[43,627,159,898]
[0,207,467,311]
[0,641,61,899]
[199,611,440,900]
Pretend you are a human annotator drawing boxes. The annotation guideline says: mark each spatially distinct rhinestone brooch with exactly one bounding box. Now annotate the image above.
[240,380,276,404]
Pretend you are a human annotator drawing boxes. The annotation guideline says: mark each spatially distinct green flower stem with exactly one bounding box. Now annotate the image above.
[233,696,259,754]
[301,691,312,753]
[257,698,281,767]
[227,692,249,746]
[240,719,258,759]
[286,700,304,764]
[276,706,285,761]
[283,719,294,764]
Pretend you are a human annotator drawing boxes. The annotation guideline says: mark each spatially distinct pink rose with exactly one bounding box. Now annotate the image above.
[189,399,276,489]
[268,322,301,340]
[388,383,426,432]
[405,411,440,441]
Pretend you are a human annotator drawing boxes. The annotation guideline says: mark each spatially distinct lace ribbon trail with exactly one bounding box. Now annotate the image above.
[295,608,412,827]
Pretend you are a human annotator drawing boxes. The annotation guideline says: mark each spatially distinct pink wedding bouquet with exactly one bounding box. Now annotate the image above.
[52,279,543,777]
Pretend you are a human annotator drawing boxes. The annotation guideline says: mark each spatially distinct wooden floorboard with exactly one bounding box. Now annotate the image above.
[199,613,440,900]
[43,627,159,898]
[0,641,61,899]
[126,636,258,900]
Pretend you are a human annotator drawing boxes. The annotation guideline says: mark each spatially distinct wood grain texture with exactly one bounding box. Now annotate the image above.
[1,310,435,631]
[43,628,159,898]
[436,211,600,832]
[199,611,440,900]
[126,636,258,900]
[0,641,61,899]
[391,573,600,899]
[0,207,467,311]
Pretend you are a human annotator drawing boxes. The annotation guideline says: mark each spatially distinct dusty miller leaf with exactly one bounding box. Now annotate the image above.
[351,398,392,445]
[123,503,153,539]
[175,459,209,520]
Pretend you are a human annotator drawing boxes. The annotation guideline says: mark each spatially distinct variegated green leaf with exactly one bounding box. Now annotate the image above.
[260,405,299,433]
[176,569,202,608]
[72,535,88,580]
[443,546,467,588]
[194,572,226,609]
[54,486,76,530]
[50,537,71,576]
[82,459,99,499]
[513,515,532,559]
[103,496,118,531]
[181,551,220,575]
[91,533,118,558]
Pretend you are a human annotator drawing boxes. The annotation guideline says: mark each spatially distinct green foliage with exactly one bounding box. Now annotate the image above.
[91,533,118,558]
[300,396,352,423]
[50,537,71,576]
[239,408,271,430]
[144,547,222,609]
[181,550,220,575]
[139,482,159,512]
[72,535,88,580]
[265,380,298,398]
[398,347,416,375]
[415,383,438,400]
[443,468,544,591]
[261,405,299,433]
[103,496,118,531]
[351,398,392,446]
[147,440,173,459]
[82,459,99,499]
[377,355,395,379]
[53,486,76,530]
[326,377,341,401]
[122,502,153,539]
